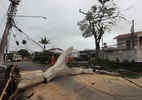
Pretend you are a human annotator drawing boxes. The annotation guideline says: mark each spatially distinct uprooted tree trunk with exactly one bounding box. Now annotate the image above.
[17,46,93,89]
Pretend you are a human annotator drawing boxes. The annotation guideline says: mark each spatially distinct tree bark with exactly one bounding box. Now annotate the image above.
[17,70,44,88]
[95,41,100,64]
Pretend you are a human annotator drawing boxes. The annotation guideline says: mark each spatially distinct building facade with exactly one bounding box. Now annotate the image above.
[70,49,80,58]
[49,48,63,54]
[103,31,142,62]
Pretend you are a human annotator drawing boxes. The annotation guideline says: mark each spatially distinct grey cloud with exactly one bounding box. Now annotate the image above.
[0,0,142,52]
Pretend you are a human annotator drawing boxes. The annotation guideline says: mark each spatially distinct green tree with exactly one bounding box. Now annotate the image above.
[18,49,30,58]
[78,0,126,64]
[39,37,51,50]
[6,53,14,61]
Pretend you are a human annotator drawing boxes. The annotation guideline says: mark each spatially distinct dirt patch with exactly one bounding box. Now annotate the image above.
[18,82,77,100]
[75,73,142,94]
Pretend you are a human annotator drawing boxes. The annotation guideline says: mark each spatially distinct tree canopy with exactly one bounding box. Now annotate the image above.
[78,0,126,63]
[18,49,30,58]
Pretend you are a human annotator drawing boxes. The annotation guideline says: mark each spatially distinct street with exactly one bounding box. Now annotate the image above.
[12,61,49,71]
[12,61,142,100]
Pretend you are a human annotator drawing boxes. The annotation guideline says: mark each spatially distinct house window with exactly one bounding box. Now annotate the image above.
[139,37,142,45]
[126,40,131,49]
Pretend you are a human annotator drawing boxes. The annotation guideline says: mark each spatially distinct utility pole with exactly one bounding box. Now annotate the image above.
[131,20,135,49]
[0,0,20,66]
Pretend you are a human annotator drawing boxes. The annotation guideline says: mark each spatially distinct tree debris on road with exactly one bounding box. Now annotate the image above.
[17,46,94,89]
[95,69,119,76]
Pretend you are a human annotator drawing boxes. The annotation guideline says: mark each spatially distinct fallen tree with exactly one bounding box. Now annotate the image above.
[95,69,119,76]
[17,46,93,89]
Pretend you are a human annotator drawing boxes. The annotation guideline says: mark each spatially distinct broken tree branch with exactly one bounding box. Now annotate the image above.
[17,46,94,89]
[43,46,73,82]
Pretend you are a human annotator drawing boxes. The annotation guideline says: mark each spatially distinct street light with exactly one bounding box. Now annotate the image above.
[15,15,47,20]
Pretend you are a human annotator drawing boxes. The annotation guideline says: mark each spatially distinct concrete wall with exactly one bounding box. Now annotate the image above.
[103,49,137,62]
[137,49,142,62]
[117,39,126,49]
[117,38,132,49]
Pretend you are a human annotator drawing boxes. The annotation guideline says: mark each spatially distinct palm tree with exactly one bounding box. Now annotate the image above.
[39,37,51,50]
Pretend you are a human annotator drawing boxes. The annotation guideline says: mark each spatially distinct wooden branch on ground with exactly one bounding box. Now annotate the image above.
[95,69,119,76]
[17,70,44,88]
[61,67,93,75]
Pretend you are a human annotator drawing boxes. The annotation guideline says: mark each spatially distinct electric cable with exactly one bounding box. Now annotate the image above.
[11,20,44,50]
[100,39,141,50]
[10,25,36,52]
[24,44,33,52]
[11,27,20,46]
[100,75,129,100]
[14,20,43,40]
[75,74,125,100]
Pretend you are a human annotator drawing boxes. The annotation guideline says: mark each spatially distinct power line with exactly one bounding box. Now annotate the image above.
[101,39,140,50]
[123,77,142,89]
[10,25,40,52]
[24,44,33,52]
[14,21,43,40]
[11,21,44,50]
[75,74,122,100]
[100,75,128,100]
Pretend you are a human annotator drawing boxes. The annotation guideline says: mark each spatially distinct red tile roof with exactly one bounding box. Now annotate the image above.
[113,31,142,39]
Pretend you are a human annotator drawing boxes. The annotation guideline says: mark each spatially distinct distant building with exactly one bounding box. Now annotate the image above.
[49,48,63,54]
[70,49,80,58]
[103,31,142,62]
[113,31,142,49]
[80,49,95,61]
[9,51,17,54]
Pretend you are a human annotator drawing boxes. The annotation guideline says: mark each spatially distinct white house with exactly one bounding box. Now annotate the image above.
[103,31,142,62]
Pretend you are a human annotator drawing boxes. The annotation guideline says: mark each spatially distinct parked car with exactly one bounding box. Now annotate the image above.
[13,55,22,61]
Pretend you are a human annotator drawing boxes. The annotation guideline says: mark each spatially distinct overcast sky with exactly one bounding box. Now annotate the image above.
[0,0,142,52]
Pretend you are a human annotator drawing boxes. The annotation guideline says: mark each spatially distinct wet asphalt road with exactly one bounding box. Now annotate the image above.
[13,61,49,71]
[11,61,142,100]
